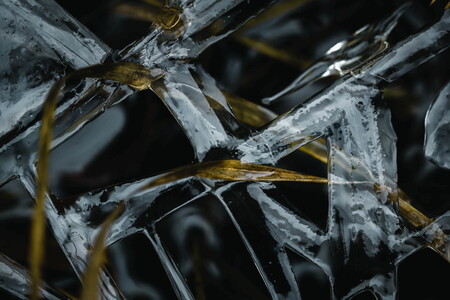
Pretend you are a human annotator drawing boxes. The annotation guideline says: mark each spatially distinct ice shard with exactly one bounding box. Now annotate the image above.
[424,81,450,170]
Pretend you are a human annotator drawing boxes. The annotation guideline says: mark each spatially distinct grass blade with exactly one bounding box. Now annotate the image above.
[222,90,441,245]
[30,61,158,299]
[114,2,181,29]
[235,36,310,69]
[140,159,328,191]
[29,77,64,300]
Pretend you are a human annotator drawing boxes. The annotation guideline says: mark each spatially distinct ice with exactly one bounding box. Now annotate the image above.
[262,3,410,105]
[149,65,245,161]
[238,78,380,165]
[0,0,109,141]
[239,9,450,165]
[0,0,134,188]
[213,182,305,299]
[1,0,450,299]
[0,252,65,300]
[232,10,449,298]
[0,0,130,298]
[324,91,401,300]
[424,81,450,170]
[121,0,276,65]
[368,9,450,83]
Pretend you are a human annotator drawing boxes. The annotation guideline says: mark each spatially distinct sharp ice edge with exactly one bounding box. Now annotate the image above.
[150,64,243,161]
[368,9,450,83]
[0,0,109,140]
[144,230,196,300]
[246,183,326,258]
[424,81,450,169]
[53,176,209,248]
[0,252,62,300]
[262,3,410,105]
[239,10,450,165]
[212,182,302,299]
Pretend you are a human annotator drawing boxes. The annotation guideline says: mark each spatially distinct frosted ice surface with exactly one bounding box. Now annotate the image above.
[325,90,401,300]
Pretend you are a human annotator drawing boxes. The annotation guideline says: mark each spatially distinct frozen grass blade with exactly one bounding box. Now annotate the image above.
[68,62,162,90]
[139,159,328,190]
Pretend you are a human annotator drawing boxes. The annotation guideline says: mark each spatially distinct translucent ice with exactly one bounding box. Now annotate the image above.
[0,0,109,141]
[424,81,450,169]
[1,1,450,300]
[262,4,410,105]
[0,252,66,300]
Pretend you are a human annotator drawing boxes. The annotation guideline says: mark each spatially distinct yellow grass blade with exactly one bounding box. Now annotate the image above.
[238,0,312,31]
[69,62,163,90]
[139,159,328,191]
[29,77,64,300]
[114,2,181,29]
[235,36,311,70]
[223,90,277,127]
[222,90,436,236]
[30,62,158,300]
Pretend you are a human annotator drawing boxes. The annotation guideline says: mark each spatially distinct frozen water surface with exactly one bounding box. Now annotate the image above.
[0,0,449,299]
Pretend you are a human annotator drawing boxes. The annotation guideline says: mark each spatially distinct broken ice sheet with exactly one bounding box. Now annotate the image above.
[424,81,450,170]
[2,0,450,299]
[262,3,410,105]
[0,0,109,141]
[0,0,135,189]
[149,64,244,160]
